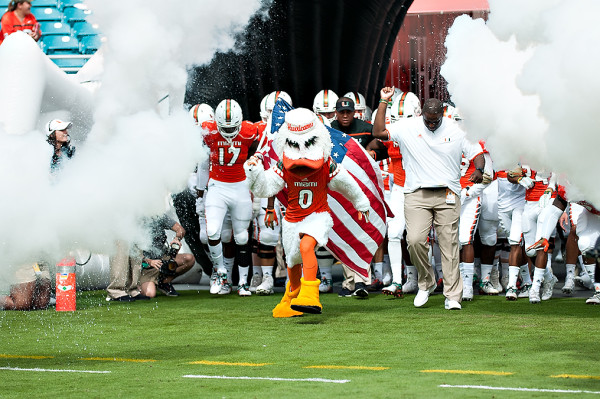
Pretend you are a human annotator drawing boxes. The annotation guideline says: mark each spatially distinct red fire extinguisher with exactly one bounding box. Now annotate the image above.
[56,257,76,311]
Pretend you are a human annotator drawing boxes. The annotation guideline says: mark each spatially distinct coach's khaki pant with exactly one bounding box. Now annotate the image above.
[404,188,462,302]
[341,263,370,290]
[106,240,142,299]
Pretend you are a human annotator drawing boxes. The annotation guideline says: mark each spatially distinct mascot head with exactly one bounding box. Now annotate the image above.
[274,108,333,175]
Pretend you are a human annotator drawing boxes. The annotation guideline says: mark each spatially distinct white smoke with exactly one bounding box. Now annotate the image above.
[0,0,263,276]
[441,0,600,204]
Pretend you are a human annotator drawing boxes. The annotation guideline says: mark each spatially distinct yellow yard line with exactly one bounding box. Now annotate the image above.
[422,369,513,376]
[304,365,389,371]
[551,374,600,380]
[189,360,272,367]
[81,357,156,363]
[0,354,54,359]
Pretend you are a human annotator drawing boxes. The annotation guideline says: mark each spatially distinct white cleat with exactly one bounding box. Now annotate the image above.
[319,278,333,293]
[480,281,500,295]
[462,284,474,301]
[209,272,220,295]
[382,283,403,298]
[444,298,462,310]
[249,274,262,293]
[574,274,595,290]
[529,288,541,304]
[490,267,503,293]
[541,275,558,301]
[505,286,518,301]
[586,292,600,305]
[237,284,251,297]
[382,272,393,286]
[213,273,231,295]
[562,275,575,295]
[256,274,274,296]
[414,285,436,307]
[518,284,532,298]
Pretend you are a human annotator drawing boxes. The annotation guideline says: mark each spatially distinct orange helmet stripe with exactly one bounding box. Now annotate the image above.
[323,90,329,107]
[226,99,231,122]
[397,92,407,116]
[193,105,199,122]
[353,91,361,105]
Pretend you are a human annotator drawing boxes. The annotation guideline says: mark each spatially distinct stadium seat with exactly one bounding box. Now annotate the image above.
[31,7,62,22]
[79,34,102,54]
[72,21,99,37]
[51,57,87,69]
[39,21,71,36]
[42,35,79,54]
[58,0,84,11]
[31,0,59,7]
[0,0,10,7]
[62,6,91,24]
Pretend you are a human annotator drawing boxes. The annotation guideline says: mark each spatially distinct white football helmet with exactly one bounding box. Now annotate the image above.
[259,94,269,122]
[343,91,367,120]
[443,102,462,120]
[265,90,292,113]
[391,92,421,121]
[364,105,373,122]
[390,88,403,108]
[214,99,243,139]
[371,108,393,125]
[189,103,214,125]
[313,89,338,113]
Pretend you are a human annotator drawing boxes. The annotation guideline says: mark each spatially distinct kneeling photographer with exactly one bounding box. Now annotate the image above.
[139,215,195,297]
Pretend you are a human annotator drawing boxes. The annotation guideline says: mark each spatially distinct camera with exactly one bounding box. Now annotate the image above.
[159,242,181,276]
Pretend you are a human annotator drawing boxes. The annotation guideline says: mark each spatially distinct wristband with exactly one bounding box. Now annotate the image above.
[476,167,484,173]
[379,99,391,105]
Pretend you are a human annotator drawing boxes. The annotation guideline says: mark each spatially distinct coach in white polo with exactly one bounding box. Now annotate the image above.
[373,87,484,310]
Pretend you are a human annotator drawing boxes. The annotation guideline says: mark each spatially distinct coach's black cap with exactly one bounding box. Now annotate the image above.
[336,97,355,112]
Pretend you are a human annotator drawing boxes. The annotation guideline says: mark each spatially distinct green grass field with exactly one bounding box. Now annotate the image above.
[1,289,600,398]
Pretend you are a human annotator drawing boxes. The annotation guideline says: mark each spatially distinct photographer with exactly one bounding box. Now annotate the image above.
[139,215,195,298]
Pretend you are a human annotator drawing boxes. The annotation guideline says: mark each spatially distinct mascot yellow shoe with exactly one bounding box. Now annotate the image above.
[272,281,303,318]
[290,278,322,314]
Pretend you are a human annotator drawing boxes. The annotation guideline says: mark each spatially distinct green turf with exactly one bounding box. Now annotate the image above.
[1,290,599,398]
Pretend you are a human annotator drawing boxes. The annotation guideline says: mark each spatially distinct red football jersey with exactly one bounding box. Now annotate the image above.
[202,120,257,183]
[276,158,339,223]
[383,141,405,188]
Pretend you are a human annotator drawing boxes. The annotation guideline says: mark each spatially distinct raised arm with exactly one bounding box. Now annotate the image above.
[373,87,395,140]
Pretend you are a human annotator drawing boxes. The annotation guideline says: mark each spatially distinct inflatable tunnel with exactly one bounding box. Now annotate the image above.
[185,0,413,121]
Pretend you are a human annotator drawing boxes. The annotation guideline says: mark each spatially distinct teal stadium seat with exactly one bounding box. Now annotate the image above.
[39,21,71,36]
[0,0,10,7]
[79,34,101,54]
[51,57,87,69]
[72,21,99,37]
[58,0,83,11]
[31,6,62,22]
[42,35,79,54]
[31,0,59,7]
[62,6,91,24]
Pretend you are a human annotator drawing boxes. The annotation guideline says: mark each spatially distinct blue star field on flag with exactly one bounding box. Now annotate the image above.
[270,98,294,134]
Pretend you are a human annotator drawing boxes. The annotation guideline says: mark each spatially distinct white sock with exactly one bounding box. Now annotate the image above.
[508,266,520,288]
[373,262,383,280]
[252,265,262,276]
[388,240,403,284]
[238,266,249,286]
[462,262,474,287]
[540,206,563,240]
[543,266,553,282]
[532,267,545,292]
[585,264,596,282]
[208,242,224,273]
[405,265,417,282]
[481,264,493,283]
[261,266,273,277]
[565,264,576,279]
[223,256,234,276]
[520,264,532,285]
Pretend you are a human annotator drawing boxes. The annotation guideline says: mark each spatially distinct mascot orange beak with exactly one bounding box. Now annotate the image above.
[283,155,324,175]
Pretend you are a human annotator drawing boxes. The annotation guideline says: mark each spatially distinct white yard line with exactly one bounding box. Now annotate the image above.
[183,374,350,384]
[440,384,600,394]
[0,366,110,374]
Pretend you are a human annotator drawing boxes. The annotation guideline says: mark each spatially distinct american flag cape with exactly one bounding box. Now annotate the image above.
[257,99,392,277]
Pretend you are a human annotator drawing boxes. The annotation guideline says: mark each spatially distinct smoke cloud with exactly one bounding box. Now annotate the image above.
[0,0,263,281]
[441,0,600,204]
